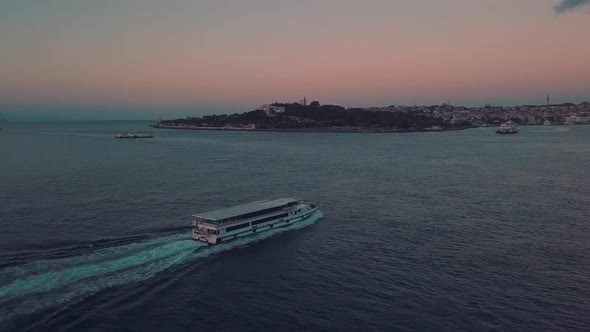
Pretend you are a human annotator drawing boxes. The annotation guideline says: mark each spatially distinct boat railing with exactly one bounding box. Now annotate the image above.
[194,209,294,228]
[193,228,216,236]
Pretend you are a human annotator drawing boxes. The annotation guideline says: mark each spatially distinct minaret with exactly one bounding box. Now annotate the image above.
[304,96,307,106]
[546,94,550,110]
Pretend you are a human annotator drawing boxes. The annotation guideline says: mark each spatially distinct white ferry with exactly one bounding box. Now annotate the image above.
[114,131,153,139]
[192,198,320,245]
[495,121,519,134]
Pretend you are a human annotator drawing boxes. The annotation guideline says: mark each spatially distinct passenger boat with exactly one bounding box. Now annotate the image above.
[495,121,519,134]
[114,131,153,139]
[192,198,320,244]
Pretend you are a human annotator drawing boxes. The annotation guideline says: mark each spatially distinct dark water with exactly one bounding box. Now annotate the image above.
[1,121,589,331]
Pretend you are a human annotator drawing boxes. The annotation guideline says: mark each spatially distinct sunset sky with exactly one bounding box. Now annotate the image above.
[1,0,589,120]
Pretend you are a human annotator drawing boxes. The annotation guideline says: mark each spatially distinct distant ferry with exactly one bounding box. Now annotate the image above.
[192,198,320,245]
[495,121,519,134]
[114,131,153,139]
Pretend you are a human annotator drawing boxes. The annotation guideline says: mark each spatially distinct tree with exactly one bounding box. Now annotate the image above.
[309,101,320,108]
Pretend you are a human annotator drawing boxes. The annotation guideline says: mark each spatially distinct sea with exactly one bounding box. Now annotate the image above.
[1,121,589,331]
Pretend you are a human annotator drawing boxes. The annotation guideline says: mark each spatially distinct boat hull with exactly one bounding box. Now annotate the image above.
[115,136,153,139]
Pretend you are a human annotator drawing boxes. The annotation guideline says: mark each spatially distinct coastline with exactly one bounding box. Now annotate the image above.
[149,124,479,133]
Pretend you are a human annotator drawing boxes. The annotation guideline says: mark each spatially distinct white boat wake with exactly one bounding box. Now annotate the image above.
[0,211,322,322]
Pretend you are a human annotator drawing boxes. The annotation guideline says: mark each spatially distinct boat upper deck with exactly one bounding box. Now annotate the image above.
[193,198,298,222]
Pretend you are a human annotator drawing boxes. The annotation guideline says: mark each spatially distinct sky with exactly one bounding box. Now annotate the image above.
[1,0,589,120]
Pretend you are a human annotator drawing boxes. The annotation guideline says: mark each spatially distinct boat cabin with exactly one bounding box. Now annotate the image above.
[192,198,299,227]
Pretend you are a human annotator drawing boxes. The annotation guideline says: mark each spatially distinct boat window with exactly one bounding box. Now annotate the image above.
[251,213,288,225]
[226,222,250,232]
[236,206,285,220]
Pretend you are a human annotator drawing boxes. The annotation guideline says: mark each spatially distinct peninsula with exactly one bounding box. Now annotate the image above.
[151,100,590,133]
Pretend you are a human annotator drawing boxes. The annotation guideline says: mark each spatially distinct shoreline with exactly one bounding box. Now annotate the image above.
[149,124,479,133]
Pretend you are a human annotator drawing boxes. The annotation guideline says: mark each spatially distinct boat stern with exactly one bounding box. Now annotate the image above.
[192,229,218,245]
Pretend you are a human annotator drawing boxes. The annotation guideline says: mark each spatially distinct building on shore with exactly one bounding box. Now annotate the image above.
[257,104,285,116]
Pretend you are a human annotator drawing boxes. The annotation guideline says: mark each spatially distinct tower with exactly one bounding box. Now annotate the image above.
[547,94,550,110]
[304,96,307,106]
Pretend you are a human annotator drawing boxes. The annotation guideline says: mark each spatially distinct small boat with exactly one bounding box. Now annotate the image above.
[192,198,320,245]
[114,131,153,139]
[544,120,552,126]
[495,121,519,134]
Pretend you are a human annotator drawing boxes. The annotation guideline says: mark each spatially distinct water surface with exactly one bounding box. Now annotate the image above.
[1,122,589,331]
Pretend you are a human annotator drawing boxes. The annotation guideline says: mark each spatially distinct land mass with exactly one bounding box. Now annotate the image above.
[151,101,590,132]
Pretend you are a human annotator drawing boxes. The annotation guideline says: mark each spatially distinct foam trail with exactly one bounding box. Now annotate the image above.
[0,211,322,322]
[0,236,198,299]
[0,233,190,282]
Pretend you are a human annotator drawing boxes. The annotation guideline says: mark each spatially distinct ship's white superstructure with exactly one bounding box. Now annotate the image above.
[114,131,153,139]
[495,121,519,134]
[192,198,319,244]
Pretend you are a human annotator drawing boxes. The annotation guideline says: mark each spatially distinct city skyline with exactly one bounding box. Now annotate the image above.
[1,0,589,120]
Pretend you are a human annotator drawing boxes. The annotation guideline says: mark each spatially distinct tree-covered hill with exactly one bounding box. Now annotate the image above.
[155,101,461,130]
